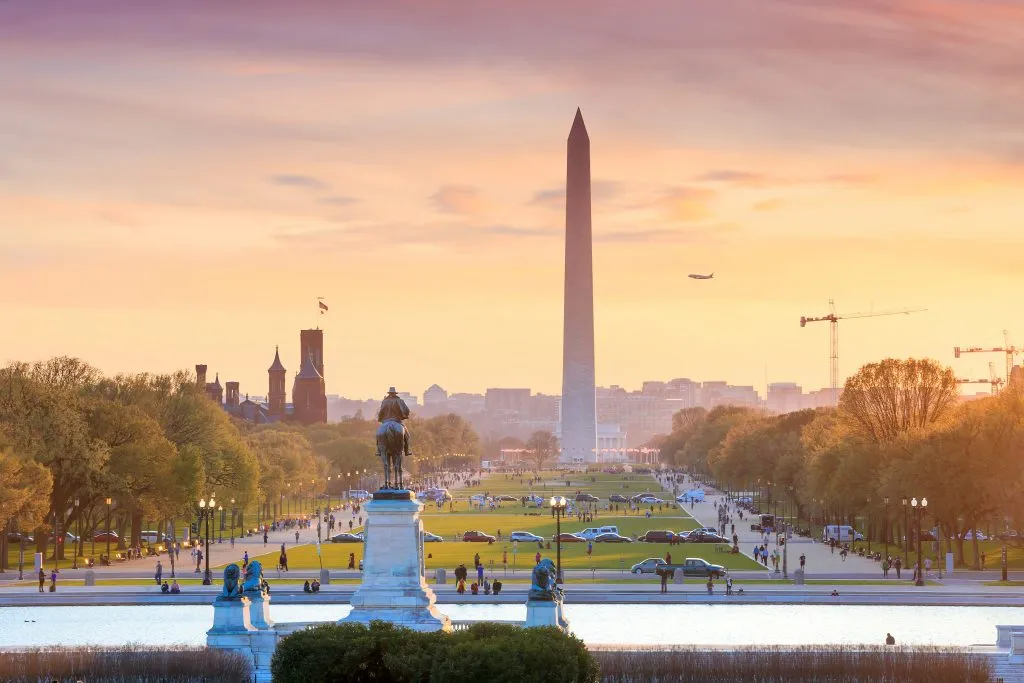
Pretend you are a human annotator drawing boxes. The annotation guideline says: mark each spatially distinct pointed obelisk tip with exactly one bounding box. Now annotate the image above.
[569,107,588,139]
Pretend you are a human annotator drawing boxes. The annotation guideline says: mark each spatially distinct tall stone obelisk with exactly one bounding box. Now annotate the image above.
[560,108,597,464]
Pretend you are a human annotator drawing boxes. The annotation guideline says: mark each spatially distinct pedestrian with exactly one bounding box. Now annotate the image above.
[894,557,902,579]
[665,551,672,565]
[477,562,484,583]
[535,551,541,565]
[155,560,163,585]
[263,532,268,546]
[295,530,300,543]
[799,553,806,570]
[243,551,249,568]
[38,567,45,593]
[885,633,896,645]
[706,576,714,594]
[50,568,58,592]
[981,552,987,570]
[725,575,733,595]
[882,559,890,578]
[659,568,669,593]
[587,541,593,557]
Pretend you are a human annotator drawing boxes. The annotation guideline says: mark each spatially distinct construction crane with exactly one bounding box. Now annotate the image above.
[953,330,1018,387]
[956,362,1003,395]
[800,300,927,405]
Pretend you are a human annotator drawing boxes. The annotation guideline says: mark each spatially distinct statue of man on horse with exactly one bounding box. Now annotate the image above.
[376,387,412,489]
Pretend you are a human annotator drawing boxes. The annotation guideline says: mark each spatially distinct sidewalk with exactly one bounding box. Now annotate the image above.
[661,475,889,578]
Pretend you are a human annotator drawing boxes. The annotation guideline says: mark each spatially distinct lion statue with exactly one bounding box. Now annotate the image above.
[220,563,242,598]
[242,559,265,594]
[528,557,563,602]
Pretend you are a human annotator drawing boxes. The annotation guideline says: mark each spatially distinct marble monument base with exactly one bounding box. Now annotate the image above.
[248,591,275,630]
[525,599,570,632]
[341,490,451,632]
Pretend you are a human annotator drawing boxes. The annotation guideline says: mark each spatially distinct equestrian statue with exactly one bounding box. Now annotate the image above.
[377,387,412,490]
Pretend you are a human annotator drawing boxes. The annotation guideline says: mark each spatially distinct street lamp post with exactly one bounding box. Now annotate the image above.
[901,497,909,566]
[883,497,889,561]
[865,498,872,554]
[198,497,216,585]
[550,496,567,583]
[72,498,80,569]
[52,511,59,571]
[911,497,928,586]
[105,497,113,563]
[230,498,236,543]
[1002,517,1009,582]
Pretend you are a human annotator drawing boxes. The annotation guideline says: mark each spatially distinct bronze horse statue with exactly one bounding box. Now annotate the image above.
[377,388,411,489]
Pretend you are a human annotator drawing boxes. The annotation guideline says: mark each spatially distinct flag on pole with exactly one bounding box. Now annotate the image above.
[318,298,328,313]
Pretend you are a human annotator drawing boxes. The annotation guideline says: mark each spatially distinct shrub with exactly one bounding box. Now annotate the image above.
[271,621,599,683]
[593,645,991,683]
[270,621,441,683]
[0,645,251,682]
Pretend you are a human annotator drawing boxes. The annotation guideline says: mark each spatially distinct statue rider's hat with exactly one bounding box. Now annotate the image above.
[387,386,397,395]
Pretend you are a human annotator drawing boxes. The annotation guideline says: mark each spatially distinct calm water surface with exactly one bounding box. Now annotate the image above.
[0,604,1013,648]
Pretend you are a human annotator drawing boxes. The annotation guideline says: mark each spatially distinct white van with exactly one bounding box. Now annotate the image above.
[677,489,705,503]
[823,525,864,542]
[578,526,619,541]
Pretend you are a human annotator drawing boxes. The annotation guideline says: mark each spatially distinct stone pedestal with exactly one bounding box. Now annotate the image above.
[320,568,331,585]
[207,597,259,676]
[209,596,256,633]
[247,592,275,630]
[525,599,570,632]
[341,491,451,632]
[250,630,279,683]
[793,569,805,585]
[84,570,95,586]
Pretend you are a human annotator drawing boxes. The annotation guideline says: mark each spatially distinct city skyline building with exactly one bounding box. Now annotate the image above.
[560,107,598,464]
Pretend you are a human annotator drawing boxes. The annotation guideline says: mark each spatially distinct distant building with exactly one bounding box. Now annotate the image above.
[195,328,328,426]
[423,384,448,405]
[767,382,803,415]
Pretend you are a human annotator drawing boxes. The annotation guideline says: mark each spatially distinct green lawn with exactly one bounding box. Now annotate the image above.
[215,471,761,574]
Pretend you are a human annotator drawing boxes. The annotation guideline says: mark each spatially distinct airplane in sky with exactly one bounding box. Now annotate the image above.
[688,273,714,280]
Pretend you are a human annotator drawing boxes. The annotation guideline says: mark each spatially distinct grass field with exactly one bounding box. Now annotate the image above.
[220,471,763,574]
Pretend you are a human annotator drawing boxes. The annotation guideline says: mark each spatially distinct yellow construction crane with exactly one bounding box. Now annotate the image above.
[800,300,927,405]
[956,362,1003,395]
[953,330,1018,389]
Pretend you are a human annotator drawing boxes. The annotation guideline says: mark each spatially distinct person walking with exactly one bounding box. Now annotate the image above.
[49,568,58,592]
[659,568,669,594]
[38,567,45,593]
[155,560,163,585]
[894,557,902,579]
[882,558,890,578]
[725,575,733,595]
[799,553,806,570]
[243,550,249,569]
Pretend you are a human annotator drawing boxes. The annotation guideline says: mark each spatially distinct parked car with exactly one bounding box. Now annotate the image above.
[594,532,632,543]
[639,496,665,504]
[6,532,33,544]
[46,532,80,545]
[495,495,517,502]
[422,531,443,542]
[686,530,729,544]
[92,531,119,543]
[553,532,585,543]
[331,533,363,543]
[578,526,620,541]
[463,530,496,543]
[638,530,676,543]
[609,494,629,503]
[962,530,987,541]
[631,558,670,574]
[675,530,692,541]
[575,493,600,503]
[677,557,727,578]
[509,531,544,543]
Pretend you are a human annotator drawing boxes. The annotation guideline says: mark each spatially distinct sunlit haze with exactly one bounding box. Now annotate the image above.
[2,0,1022,399]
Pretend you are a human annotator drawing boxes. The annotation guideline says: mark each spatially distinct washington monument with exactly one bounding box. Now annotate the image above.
[560,108,597,463]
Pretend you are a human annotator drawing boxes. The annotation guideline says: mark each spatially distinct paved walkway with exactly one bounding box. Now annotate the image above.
[660,474,894,578]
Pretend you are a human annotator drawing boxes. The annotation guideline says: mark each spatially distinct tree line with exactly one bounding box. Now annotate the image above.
[0,357,480,560]
[656,357,1024,568]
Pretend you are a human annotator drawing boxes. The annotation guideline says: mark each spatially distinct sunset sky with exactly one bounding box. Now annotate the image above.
[1,0,1022,400]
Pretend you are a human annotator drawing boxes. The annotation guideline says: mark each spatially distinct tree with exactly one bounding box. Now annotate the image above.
[525,431,559,472]
[680,406,757,474]
[657,407,707,467]
[839,358,959,444]
[0,362,108,554]
[0,432,53,569]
